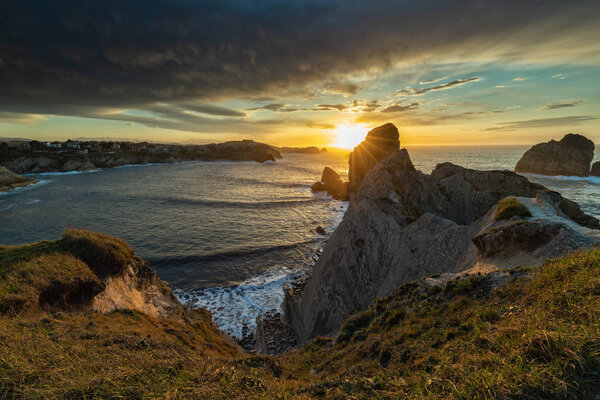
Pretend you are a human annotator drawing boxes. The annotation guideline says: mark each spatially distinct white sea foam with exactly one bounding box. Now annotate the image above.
[522,173,600,185]
[34,169,101,176]
[175,266,309,339]
[0,179,52,196]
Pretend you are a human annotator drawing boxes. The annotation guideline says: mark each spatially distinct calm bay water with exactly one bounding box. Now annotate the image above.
[2,146,600,337]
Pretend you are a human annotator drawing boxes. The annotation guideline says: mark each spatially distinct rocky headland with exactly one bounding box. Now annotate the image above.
[0,165,37,191]
[515,133,595,176]
[0,139,282,174]
[284,125,600,348]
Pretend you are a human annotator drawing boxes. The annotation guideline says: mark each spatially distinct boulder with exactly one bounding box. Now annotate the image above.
[591,161,600,177]
[285,148,600,344]
[348,123,399,191]
[311,167,348,200]
[515,133,594,176]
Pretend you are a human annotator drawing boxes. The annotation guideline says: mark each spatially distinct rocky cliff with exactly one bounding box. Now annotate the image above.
[0,228,183,319]
[0,165,36,191]
[348,123,399,192]
[515,133,595,176]
[285,148,600,343]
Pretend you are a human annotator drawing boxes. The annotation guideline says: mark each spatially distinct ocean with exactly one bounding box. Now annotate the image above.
[2,146,600,338]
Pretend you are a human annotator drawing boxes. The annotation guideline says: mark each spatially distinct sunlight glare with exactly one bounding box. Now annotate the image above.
[333,124,368,149]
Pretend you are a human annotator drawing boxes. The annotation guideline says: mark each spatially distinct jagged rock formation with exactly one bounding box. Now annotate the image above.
[591,161,600,177]
[285,149,600,344]
[311,167,348,200]
[0,165,36,191]
[348,123,399,191]
[515,133,595,176]
[1,140,281,174]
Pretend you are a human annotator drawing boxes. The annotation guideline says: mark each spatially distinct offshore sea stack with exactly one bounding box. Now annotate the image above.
[348,123,400,192]
[515,133,594,176]
[311,167,348,200]
[285,143,600,345]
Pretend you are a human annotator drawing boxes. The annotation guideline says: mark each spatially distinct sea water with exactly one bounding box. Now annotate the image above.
[2,146,600,338]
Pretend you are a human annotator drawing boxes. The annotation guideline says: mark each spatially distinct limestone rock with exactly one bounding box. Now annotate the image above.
[515,133,594,176]
[348,123,399,191]
[591,161,600,176]
[311,167,348,200]
[0,165,36,191]
[285,148,600,344]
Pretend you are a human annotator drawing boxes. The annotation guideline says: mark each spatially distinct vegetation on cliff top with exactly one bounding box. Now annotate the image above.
[495,197,533,220]
[2,230,600,398]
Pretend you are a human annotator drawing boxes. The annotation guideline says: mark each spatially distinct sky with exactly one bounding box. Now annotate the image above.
[0,0,599,148]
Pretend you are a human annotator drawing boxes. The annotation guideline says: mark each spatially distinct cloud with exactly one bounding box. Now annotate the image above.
[249,103,306,112]
[0,111,47,124]
[419,76,448,85]
[552,74,567,79]
[179,103,246,117]
[543,100,583,110]
[512,77,528,81]
[381,102,420,113]
[322,82,362,95]
[355,108,503,126]
[394,77,481,96]
[315,104,347,112]
[0,0,598,122]
[486,115,597,131]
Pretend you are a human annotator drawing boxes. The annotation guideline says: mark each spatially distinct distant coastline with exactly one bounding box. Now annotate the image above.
[0,139,283,174]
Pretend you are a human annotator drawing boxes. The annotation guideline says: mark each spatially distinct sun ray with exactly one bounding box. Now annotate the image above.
[333,124,368,149]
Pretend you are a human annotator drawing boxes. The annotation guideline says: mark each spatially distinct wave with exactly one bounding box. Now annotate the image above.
[0,179,52,196]
[32,169,102,176]
[232,176,309,189]
[175,266,308,339]
[150,240,318,268]
[523,173,600,185]
[130,195,325,209]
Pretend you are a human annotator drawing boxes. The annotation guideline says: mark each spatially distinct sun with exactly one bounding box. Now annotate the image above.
[333,124,368,149]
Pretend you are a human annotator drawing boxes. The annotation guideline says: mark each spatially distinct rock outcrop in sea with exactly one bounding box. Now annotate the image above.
[348,123,399,192]
[591,161,600,177]
[285,147,600,345]
[515,133,595,176]
[0,165,36,191]
[311,167,347,200]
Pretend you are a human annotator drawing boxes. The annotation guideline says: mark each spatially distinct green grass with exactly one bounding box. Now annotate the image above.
[495,197,533,220]
[2,231,600,398]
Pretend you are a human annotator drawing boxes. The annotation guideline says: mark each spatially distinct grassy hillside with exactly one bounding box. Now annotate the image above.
[1,231,600,398]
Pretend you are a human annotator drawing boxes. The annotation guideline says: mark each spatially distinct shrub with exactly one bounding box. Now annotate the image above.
[495,197,533,220]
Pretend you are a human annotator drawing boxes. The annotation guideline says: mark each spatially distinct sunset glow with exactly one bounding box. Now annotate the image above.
[333,124,369,149]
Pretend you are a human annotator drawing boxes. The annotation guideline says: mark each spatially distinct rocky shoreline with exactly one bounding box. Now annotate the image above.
[0,139,282,174]
[0,166,37,191]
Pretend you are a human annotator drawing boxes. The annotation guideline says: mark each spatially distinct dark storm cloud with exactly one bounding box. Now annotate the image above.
[0,0,598,120]
[394,77,481,96]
